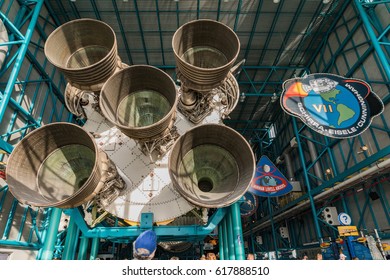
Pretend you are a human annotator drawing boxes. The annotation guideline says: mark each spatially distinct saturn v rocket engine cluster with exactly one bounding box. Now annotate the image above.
[5,18,255,226]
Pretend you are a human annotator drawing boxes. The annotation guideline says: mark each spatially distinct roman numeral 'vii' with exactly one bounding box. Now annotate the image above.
[313,104,333,113]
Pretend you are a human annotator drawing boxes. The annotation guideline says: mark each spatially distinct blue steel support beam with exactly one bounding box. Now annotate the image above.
[222,217,229,259]
[90,237,100,260]
[0,8,39,126]
[272,0,306,66]
[249,235,255,256]
[133,0,149,64]
[62,218,80,260]
[154,0,165,65]
[25,49,65,104]
[268,198,278,259]
[112,0,133,65]
[363,187,380,230]
[233,0,242,31]
[288,2,325,67]
[230,202,245,260]
[196,0,200,19]
[64,207,228,240]
[90,0,101,20]
[43,0,61,26]
[16,206,28,241]
[218,222,225,260]
[377,180,390,224]
[0,240,41,249]
[227,210,236,260]
[303,1,358,71]
[0,186,8,211]
[354,0,390,80]
[292,119,323,241]
[241,0,263,61]
[1,199,18,239]
[340,194,353,224]
[216,0,222,21]
[77,237,89,260]
[39,208,62,260]
[0,10,25,40]
[0,139,13,153]
[2,9,47,142]
[0,0,44,124]
[353,189,368,230]
[69,0,80,18]
[29,207,43,245]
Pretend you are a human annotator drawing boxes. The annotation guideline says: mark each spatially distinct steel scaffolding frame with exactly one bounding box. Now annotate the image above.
[245,0,390,259]
[0,0,389,260]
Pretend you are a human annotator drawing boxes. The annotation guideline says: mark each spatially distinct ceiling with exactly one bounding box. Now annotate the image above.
[45,0,346,142]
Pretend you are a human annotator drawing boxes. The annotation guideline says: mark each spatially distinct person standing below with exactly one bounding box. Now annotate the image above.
[247,253,255,260]
[132,230,157,260]
[339,253,347,260]
[316,253,323,260]
[206,252,217,260]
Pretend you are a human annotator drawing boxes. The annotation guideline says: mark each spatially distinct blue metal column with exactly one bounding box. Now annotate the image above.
[346,236,357,259]
[77,237,89,260]
[354,0,390,80]
[250,234,256,256]
[226,210,236,260]
[222,218,229,259]
[199,241,204,259]
[1,199,18,239]
[39,208,62,260]
[62,218,80,260]
[293,119,323,242]
[268,198,279,259]
[218,223,225,260]
[230,202,245,260]
[89,238,100,260]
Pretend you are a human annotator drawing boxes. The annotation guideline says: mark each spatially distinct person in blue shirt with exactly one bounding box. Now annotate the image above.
[133,230,157,260]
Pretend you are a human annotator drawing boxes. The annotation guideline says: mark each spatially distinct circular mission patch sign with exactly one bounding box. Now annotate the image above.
[281,73,384,139]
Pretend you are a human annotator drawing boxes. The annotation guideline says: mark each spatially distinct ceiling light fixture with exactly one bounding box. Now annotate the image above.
[273,0,280,3]
[357,144,371,156]
[360,145,369,151]
[271,92,278,103]
[325,168,334,179]
[240,92,246,103]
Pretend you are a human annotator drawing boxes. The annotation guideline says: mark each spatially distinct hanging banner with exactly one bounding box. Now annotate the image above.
[249,155,293,197]
[281,73,384,139]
